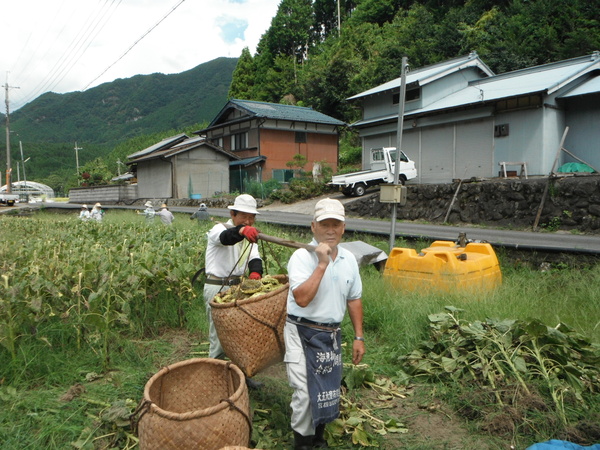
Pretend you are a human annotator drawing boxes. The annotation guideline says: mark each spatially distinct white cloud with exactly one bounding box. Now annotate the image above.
[2,0,280,111]
[216,16,249,45]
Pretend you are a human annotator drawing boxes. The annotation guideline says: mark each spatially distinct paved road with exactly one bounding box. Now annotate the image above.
[17,201,600,255]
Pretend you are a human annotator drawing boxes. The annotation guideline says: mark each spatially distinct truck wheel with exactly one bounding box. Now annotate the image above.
[399,175,407,186]
[342,187,353,197]
[353,184,367,197]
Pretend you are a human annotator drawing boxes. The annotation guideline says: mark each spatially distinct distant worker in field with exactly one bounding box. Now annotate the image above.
[140,201,156,223]
[190,203,210,222]
[90,203,104,222]
[156,203,175,226]
[284,198,364,449]
[204,194,263,389]
[79,204,90,221]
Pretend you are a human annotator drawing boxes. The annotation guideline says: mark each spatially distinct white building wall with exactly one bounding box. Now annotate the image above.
[137,159,172,198]
[173,149,230,199]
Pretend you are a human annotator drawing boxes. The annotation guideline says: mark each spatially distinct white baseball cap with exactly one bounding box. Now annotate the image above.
[228,194,260,215]
[144,201,153,207]
[314,198,345,222]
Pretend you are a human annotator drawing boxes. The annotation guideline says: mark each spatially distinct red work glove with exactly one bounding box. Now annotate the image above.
[240,226,259,243]
[248,272,261,280]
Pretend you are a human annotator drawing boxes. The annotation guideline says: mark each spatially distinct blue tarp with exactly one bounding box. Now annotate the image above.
[527,440,600,450]
[556,162,595,173]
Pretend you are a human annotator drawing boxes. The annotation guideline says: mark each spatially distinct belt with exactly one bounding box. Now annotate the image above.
[205,275,241,286]
[287,314,340,331]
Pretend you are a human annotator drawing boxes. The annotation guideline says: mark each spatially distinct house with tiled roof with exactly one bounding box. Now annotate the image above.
[195,99,345,191]
[348,51,600,183]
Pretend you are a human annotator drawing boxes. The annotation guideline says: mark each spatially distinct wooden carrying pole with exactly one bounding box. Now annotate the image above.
[221,222,316,252]
[532,127,569,231]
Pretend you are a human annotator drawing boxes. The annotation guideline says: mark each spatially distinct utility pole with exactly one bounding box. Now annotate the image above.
[389,57,409,251]
[3,73,19,194]
[74,142,83,183]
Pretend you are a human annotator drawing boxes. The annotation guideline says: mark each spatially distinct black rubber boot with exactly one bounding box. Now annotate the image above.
[313,423,328,448]
[293,431,314,450]
[245,377,263,390]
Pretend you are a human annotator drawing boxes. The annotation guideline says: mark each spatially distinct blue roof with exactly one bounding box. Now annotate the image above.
[229,156,266,167]
[210,99,346,127]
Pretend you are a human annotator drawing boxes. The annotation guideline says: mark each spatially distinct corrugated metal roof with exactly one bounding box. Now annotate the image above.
[559,75,600,98]
[414,54,600,115]
[127,137,239,164]
[351,53,600,126]
[127,133,188,159]
[212,99,346,126]
[347,52,494,101]
[229,156,267,167]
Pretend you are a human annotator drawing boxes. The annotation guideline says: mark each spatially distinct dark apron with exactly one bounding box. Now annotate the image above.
[296,325,343,428]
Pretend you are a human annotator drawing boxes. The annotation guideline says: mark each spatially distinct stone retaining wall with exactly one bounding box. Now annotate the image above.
[344,175,600,234]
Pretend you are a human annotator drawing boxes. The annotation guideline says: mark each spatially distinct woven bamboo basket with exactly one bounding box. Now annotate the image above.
[134,358,251,450]
[211,274,289,377]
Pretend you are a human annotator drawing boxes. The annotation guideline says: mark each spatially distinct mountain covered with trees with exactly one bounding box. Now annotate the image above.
[2,0,599,196]
[1,57,238,193]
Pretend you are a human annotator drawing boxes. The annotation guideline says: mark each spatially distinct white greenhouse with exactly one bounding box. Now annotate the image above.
[1,181,55,202]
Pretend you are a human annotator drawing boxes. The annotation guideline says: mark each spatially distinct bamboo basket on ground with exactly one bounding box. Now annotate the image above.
[211,274,289,377]
[133,358,251,450]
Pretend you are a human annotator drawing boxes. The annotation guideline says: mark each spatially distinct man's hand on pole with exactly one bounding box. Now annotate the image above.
[240,226,259,243]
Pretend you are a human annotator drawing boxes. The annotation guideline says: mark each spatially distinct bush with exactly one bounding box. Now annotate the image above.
[269,178,333,203]
[248,179,282,199]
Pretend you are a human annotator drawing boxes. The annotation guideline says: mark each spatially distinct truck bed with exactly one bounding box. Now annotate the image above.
[330,168,389,185]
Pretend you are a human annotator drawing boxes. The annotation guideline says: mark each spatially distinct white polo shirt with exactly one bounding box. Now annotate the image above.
[287,238,362,324]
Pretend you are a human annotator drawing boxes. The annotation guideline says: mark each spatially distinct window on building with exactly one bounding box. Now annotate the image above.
[231,132,248,150]
[494,124,510,137]
[393,87,420,104]
[295,131,307,143]
[212,137,223,148]
[272,169,295,183]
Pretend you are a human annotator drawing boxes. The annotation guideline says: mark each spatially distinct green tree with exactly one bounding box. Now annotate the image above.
[229,47,256,99]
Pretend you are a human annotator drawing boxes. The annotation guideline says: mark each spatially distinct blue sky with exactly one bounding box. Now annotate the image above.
[2,0,281,111]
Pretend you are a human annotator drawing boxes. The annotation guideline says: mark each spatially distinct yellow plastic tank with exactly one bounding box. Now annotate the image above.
[383,240,502,293]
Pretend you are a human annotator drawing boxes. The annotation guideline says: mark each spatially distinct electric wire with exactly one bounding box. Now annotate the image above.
[83,0,186,90]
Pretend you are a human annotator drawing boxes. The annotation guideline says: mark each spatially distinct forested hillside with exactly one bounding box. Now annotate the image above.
[2,0,599,196]
[0,57,238,192]
[230,0,600,123]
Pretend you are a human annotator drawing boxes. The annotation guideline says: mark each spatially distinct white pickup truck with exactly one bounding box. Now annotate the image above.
[329,147,417,197]
[0,192,19,206]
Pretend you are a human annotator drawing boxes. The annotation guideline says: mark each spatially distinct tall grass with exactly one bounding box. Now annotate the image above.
[1,210,599,448]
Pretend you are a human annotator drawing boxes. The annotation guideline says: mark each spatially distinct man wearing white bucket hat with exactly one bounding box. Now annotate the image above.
[141,201,156,223]
[284,198,365,449]
[90,203,104,222]
[204,194,264,387]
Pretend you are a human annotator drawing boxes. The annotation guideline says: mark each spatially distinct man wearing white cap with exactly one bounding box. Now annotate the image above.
[190,203,210,222]
[284,198,365,449]
[79,204,90,221]
[203,194,264,387]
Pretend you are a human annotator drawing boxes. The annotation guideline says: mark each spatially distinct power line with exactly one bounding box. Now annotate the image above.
[17,0,122,107]
[83,0,186,90]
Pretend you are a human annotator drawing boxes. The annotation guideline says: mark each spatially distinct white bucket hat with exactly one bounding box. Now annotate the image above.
[228,194,259,215]
[144,201,153,207]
